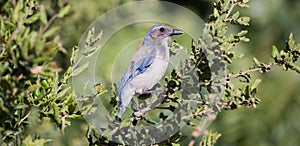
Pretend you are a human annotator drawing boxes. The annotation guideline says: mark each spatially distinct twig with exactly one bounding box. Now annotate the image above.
[223,62,276,80]
[0,46,6,57]
[189,57,205,76]
[40,0,67,35]
[61,112,67,135]
[188,110,216,146]
[71,53,85,71]
[12,0,16,7]
[40,14,58,35]
[18,111,31,126]
[224,1,238,22]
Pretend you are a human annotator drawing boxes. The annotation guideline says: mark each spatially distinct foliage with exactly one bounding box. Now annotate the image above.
[1,0,299,146]
[86,0,300,145]
[0,0,90,145]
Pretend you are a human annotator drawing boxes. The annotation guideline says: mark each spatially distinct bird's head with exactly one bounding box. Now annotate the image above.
[146,24,183,39]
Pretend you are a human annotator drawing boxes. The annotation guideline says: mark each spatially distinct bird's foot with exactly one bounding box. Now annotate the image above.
[132,100,140,111]
[132,95,166,118]
[131,95,166,123]
[134,107,151,118]
[130,107,150,124]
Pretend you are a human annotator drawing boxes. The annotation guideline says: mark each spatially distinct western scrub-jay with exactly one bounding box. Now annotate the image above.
[117,24,183,116]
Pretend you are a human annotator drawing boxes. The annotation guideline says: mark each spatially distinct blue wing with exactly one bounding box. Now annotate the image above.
[117,46,155,97]
[136,55,153,73]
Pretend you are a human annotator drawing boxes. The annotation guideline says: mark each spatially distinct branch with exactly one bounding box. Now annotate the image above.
[0,46,6,58]
[40,14,58,35]
[223,62,276,80]
[40,0,67,35]
[224,1,237,22]
[18,111,31,126]
[188,110,217,146]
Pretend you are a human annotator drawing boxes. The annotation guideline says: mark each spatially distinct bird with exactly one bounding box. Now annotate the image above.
[117,24,183,117]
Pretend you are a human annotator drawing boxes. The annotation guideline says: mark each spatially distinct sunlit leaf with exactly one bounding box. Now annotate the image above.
[40,5,47,25]
[25,13,40,24]
[250,79,262,91]
[43,26,60,38]
[57,5,70,18]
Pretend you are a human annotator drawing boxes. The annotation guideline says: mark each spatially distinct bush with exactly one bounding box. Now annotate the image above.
[1,0,299,145]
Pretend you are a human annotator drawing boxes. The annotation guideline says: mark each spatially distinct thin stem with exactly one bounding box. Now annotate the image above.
[188,110,216,146]
[12,0,16,7]
[0,46,6,57]
[224,62,276,80]
[40,0,67,35]
[18,111,31,126]
[40,14,57,35]
[61,112,67,135]
[72,54,85,70]
[224,1,237,22]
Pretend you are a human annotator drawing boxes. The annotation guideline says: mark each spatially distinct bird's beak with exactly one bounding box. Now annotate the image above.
[170,29,184,36]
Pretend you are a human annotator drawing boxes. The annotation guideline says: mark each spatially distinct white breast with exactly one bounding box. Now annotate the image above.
[128,44,169,94]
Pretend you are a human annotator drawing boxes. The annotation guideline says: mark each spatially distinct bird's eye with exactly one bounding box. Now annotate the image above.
[159,27,165,32]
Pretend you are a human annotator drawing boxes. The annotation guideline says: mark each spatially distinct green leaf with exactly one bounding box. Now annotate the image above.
[234,52,244,59]
[82,48,96,57]
[40,5,47,25]
[94,30,103,42]
[21,135,45,146]
[253,57,261,67]
[232,11,239,19]
[250,79,262,91]
[57,87,72,99]
[43,26,60,38]
[85,27,95,47]
[201,131,221,146]
[237,16,250,26]
[0,97,9,113]
[0,61,9,76]
[279,50,287,60]
[237,30,248,36]
[240,36,250,42]
[70,46,78,65]
[288,33,295,50]
[14,104,29,110]
[71,62,89,76]
[67,114,82,119]
[57,5,70,18]
[288,62,300,73]
[25,13,40,24]
[238,3,250,8]
[13,0,24,22]
[82,45,101,57]
[53,102,61,124]
[41,80,50,89]
[53,72,59,92]
[271,45,279,59]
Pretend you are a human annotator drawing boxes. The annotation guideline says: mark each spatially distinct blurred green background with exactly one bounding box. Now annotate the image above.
[54,0,300,145]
